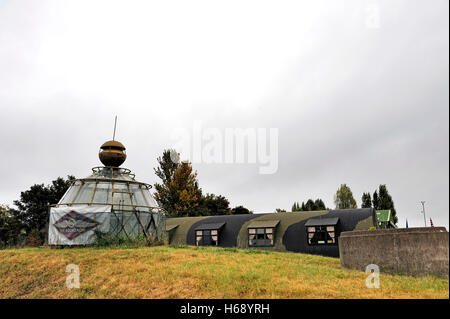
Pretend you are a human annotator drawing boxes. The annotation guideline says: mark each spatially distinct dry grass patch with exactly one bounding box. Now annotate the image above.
[0,246,448,299]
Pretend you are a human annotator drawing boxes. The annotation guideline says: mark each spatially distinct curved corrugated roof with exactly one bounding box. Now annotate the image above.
[305,217,339,226]
[195,222,226,230]
[247,219,280,228]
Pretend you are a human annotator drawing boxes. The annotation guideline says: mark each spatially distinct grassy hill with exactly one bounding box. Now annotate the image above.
[0,245,448,299]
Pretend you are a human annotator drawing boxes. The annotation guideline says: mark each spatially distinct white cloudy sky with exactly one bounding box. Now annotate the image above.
[0,0,448,228]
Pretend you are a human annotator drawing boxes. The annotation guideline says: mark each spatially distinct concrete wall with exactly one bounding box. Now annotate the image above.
[339,227,449,278]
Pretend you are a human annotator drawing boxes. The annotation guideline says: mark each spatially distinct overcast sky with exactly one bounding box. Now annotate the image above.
[0,0,448,228]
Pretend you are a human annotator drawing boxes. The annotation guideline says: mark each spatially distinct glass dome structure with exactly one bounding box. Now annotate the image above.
[51,139,166,243]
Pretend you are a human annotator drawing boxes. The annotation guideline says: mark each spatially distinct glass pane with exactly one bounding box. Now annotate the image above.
[92,182,112,204]
[256,228,264,234]
[328,232,335,238]
[256,239,265,246]
[265,228,273,234]
[113,183,132,206]
[73,182,96,204]
[130,184,146,207]
[203,230,210,235]
[326,226,335,232]
[248,229,256,234]
[59,181,81,204]
[308,233,314,239]
[211,235,218,241]
[211,230,218,235]
[113,194,131,207]
[249,234,255,240]
[196,236,202,241]
[267,234,273,240]
[142,187,158,207]
[196,231,202,236]
[307,227,316,233]
[136,206,150,212]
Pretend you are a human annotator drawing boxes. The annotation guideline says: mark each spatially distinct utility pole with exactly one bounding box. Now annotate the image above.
[420,201,426,227]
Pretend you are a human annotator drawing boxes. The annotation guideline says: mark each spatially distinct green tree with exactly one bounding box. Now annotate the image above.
[11,175,75,243]
[154,149,179,185]
[275,208,286,213]
[292,199,326,211]
[314,199,326,210]
[153,150,252,217]
[0,205,22,247]
[153,149,203,217]
[374,185,398,225]
[361,192,372,208]
[154,157,203,217]
[334,184,357,209]
[154,150,181,216]
[200,194,230,216]
[153,150,237,217]
[230,206,252,215]
[305,199,316,211]
[293,201,304,212]
[372,190,379,209]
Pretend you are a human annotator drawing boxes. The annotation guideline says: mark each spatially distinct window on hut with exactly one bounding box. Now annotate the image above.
[195,223,225,246]
[305,217,339,246]
[247,220,279,247]
[248,227,274,246]
[196,229,219,246]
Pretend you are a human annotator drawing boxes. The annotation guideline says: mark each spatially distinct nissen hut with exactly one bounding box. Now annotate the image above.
[166,208,378,257]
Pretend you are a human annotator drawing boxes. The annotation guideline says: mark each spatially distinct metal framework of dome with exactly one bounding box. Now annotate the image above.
[49,135,166,245]
[57,166,160,212]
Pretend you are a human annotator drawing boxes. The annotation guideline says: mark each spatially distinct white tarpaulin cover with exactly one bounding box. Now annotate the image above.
[48,205,111,245]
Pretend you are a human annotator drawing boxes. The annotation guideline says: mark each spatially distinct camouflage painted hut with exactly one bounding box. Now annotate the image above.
[166,208,378,257]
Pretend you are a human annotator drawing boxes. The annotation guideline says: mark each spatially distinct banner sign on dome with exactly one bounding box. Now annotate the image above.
[48,205,111,245]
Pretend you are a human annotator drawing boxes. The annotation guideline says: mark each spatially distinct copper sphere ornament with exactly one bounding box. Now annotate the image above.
[99,140,127,167]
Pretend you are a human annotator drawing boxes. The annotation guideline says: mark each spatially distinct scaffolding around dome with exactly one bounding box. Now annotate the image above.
[48,144,166,246]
